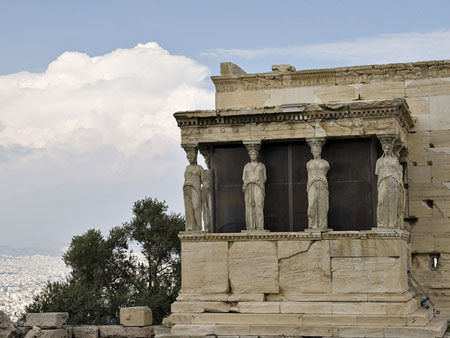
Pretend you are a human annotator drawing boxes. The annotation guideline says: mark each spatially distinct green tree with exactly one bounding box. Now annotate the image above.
[125,197,184,324]
[25,197,184,325]
[25,227,138,324]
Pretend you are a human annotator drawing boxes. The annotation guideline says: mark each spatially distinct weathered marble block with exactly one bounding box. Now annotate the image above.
[72,326,99,338]
[119,306,152,327]
[332,257,408,294]
[279,240,331,295]
[228,241,279,294]
[181,241,229,294]
[99,325,154,338]
[25,313,69,329]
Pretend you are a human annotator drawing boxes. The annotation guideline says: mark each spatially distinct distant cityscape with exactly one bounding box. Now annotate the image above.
[0,254,71,322]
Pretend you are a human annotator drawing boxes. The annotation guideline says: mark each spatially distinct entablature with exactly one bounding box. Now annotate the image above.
[174,98,414,146]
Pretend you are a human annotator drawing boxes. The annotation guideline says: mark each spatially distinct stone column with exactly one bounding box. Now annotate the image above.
[306,137,330,231]
[242,142,267,231]
[182,144,204,232]
[375,135,404,230]
[199,146,212,233]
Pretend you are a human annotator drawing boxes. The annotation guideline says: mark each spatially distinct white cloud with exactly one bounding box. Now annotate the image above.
[203,30,450,66]
[0,42,214,247]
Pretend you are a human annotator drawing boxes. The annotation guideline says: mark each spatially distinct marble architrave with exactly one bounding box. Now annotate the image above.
[242,143,266,231]
[182,145,204,232]
[306,137,329,230]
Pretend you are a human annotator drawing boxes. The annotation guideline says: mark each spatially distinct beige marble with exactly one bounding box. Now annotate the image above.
[332,257,407,294]
[72,327,98,338]
[242,143,266,231]
[376,135,404,229]
[359,81,405,100]
[182,146,203,232]
[306,137,329,230]
[228,241,278,294]
[279,240,331,295]
[181,241,229,294]
[25,313,69,329]
[119,307,152,327]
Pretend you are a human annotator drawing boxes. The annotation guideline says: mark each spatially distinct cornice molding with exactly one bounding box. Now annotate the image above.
[179,230,409,241]
[174,98,414,131]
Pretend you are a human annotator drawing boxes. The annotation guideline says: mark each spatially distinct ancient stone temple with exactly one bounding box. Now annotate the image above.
[167,61,450,337]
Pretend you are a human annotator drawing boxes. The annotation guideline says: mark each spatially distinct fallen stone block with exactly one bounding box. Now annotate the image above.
[24,328,67,338]
[25,314,69,329]
[37,330,67,338]
[99,325,154,338]
[72,326,99,338]
[119,307,152,327]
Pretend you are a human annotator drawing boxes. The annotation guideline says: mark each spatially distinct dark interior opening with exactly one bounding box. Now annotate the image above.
[211,137,380,233]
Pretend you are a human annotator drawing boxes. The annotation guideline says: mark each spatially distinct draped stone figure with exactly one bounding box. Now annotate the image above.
[242,144,266,231]
[199,147,212,233]
[375,136,403,229]
[306,138,329,230]
[183,146,204,232]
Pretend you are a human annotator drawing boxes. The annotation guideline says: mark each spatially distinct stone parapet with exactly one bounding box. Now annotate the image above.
[179,233,410,297]
[211,60,450,93]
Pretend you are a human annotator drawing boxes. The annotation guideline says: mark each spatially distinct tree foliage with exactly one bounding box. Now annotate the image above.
[125,198,184,323]
[24,197,183,325]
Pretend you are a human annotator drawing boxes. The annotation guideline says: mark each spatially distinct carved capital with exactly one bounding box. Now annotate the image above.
[306,137,326,149]
[377,134,397,147]
[182,144,198,165]
[199,145,211,169]
[243,141,261,153]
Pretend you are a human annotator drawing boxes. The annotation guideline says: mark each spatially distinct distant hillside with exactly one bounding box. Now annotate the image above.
[0,245,63,257]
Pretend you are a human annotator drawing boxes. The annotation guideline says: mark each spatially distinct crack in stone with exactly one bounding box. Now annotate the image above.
[278,241,313,261]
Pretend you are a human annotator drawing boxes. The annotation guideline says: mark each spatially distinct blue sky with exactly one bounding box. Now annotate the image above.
[1,1,450,250]
[2,0,450,75]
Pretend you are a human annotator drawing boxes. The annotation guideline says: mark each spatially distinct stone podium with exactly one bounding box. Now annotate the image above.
[167,62,449,338]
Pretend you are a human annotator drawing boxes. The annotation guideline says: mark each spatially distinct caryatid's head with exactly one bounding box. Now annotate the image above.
[382,142,394,156]
[307,138,325,160]
[379,136,397,157]
[310,143,322,159]
[249,149,259,162]
[185,148,197,165]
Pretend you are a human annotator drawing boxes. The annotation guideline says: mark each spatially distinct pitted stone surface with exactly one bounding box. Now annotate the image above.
[228,241,279,294]
[279,240,331,295]
[25,313,69,329]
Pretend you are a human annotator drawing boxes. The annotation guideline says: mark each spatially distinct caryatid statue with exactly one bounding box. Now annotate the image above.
[199,146,212,233]
[306,138,329,230]
[375,135,404,229]
[242,143,266,231]
[182,145,204,232]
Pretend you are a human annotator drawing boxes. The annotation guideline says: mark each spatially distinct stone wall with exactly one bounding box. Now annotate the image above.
[211,61,450,313]
[166,231,450,336]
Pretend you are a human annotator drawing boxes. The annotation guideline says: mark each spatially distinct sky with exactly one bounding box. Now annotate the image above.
[1,0,450,251]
